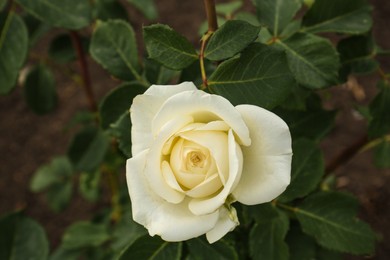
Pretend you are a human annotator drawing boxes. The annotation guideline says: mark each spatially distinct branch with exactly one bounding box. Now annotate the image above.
[203,0,218,33]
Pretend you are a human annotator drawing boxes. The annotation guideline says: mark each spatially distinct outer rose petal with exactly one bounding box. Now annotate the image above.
[206,206,239,243]
[233,105,292,205]
[126,150,219,241]
[130,82,197,155]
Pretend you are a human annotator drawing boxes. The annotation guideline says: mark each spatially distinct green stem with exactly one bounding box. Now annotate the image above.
[103,165,122,223]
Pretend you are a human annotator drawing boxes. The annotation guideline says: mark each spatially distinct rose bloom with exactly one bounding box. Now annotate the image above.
[126,82,292,243]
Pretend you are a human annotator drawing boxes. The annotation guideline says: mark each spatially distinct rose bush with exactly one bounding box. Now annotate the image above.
[126,82,292,243]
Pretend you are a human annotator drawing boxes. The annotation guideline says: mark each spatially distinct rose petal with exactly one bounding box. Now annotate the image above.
[151,90,251,146]
[126,151,219,242]
[189,130,243,215]
[186,173,223,198]
[161,161,183,192]
[233,105,292,205]
[131,82,197,155]
[206,206,239,243]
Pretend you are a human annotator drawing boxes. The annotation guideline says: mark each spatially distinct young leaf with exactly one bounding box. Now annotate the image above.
[278,138,324,202]
[249,204,289,260]
[275,33,340,89]
[90,20,141,81]
[368,82,390,138]
[208,43,294,109]
[0,12,28,95]
[302,0,372,34]
[205,20,260,61]
[0,213,49,260]
[187,238,238,260]
[143,24,198,70]
[374,139,390,168]
[126,0,157,20]
[252,0,302,36]
[295,191,376,254]
[99,83,145,129]
[94,0,128,21]
[118,235,182,260]
[23,64,57,114]
[111,112,132,157]
[15,0,92,30]
[62,221,110,250]
[67,127,110,172]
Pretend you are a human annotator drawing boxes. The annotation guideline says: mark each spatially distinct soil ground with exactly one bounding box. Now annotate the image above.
[0,0,389,259]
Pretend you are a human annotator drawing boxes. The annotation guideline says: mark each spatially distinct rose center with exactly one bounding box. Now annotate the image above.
[187,151,206,169]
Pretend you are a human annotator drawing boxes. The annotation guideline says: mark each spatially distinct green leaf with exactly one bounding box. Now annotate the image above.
[23,64,57,114]
[235,12,260,26]
[62,221,110,250]
[46,181,73,212]
[199,16,226,36]
[0,213,49,260]
[279,84,310,110]
[144,58,179,85]
[50,246,82,260]
[302,0,372,34]
[126,0,157,20]
[374,139,390,168]
[30,156,73,192]
[0,0,5,11]
[23,13,51,47]
[99,83,145,129]
[208,43,294,109]
[67,127,110,172]
[275,33,340,89]
[249,204,289,260]
[252,0,301,36]
[79,170,101,202]
[368,82,390,138]
[90,20,140,81]
[205,20,260,61]
[15,0,92,30]
[0,12,28,94]
[118,235,182,260]
[143,24,198,70]
[295,191,376,254]
[279,139,324,202]
[94,0,128,21]
[180,60,215,87]
[216,1,242,16]
[316,247,342,260]
[111,112,132,157]
[48,34,88,64]
[286,223,317,260]
[187,238,238,260]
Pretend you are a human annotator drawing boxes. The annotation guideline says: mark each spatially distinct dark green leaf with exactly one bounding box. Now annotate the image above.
[280,20,301,39]
[62,221,110,250]
[199,17,226,36]
[0,212,49,260]
[23,14,51,47]
[67,127,110,172]
[50,246,82,260]
[126,0,157,20]
[368,82,390,138]
[15,0,92,30]
[90,20,141,81]
[46,181,73,212]
[216,2,242,16]
[180,60,215,87]
[275,33,340,89]
[79,170,101,202]
[23,64,57,114]
[296,191,376,254]
[30,156,73,192]
[279,84,310,110]
[205,20,260,61]
[143,24,198,70]
[99,83,145,129]
[252,0,301,36]
[187,238,238,260]
[144,58,179,85]
[209,43,294,109]
[0,0,5,11]
[49,34,88,64]
[316,247,342,260]
[279,139,324,202]
[0,12,28,94]
[249,204,289,260]
[374,139,390,168]
[111,112,132,157]
[118,235,182,260]
[302,0,372,34]
[286,223,316,260]
[94,0,128,21]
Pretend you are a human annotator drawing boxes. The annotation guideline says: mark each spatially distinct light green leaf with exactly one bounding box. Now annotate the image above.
[90,20,141,81]
[79,170,101,202]
[296,191,376,254]
[205,20,260,61]
[0,12,28,94]
[209,43,294,109]
[99,83,145,129]
[374,139,390,168]
[111,112,132,157]
[62,221,110,250]
[187,238,238,260]
[118,235,182,260]
[15,0,92,29]
[275,33,340,89]
[216,1,242,16]
[67,127,110,172]
[126,0,157,20]
[143,24,198,70]
[252,0,301,36]
[23,64,57,114]
[0,213,49,260]
[249,204,289,260]
[94,0,128,21]
[369,82,390,138]
[302,0,372,34]
[279,139,324,202]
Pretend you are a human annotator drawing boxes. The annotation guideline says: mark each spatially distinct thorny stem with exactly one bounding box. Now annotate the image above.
[70,31,98,112]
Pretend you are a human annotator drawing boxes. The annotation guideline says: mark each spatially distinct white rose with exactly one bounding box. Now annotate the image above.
[126,82,292,243]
